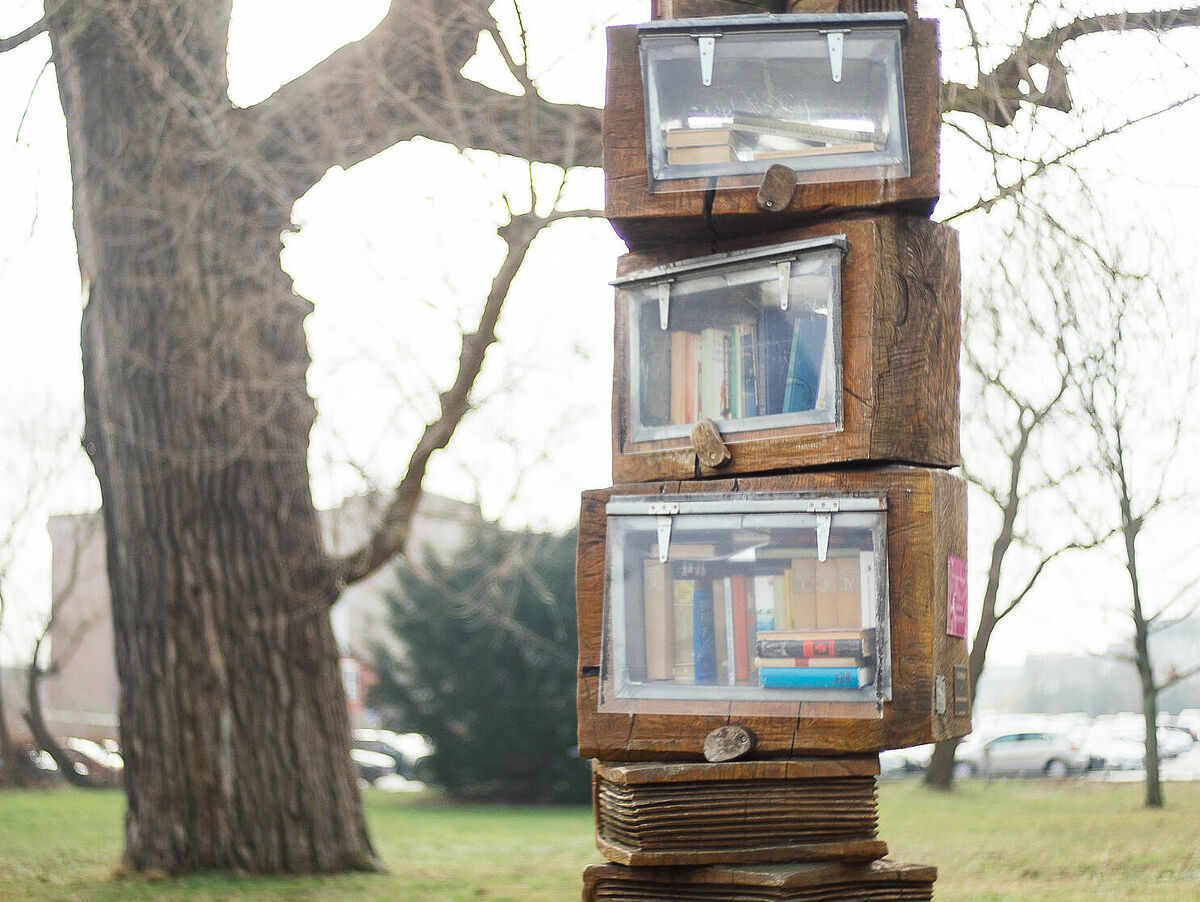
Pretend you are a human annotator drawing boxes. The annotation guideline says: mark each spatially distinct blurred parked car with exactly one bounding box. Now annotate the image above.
[954,731,1089,778]
[63,737,124,786]
[352,729,433,779]
[350,747,397,785]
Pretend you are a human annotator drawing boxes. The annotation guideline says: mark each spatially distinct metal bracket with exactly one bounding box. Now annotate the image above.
[657,280,672,330]
[645,502,681,562]
[656,516,673,562]
[805,500,839,562]
[777,260,791,311]
[823,31,846,83]
[697,34,717,86]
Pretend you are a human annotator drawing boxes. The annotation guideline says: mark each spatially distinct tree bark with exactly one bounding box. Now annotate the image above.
[49,5,375,872]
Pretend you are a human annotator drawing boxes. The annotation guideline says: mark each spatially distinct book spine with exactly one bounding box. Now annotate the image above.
[753,574,775,631]
[753,656,864,669]
[730,575,749,683]
[758,666,871,689]
[672,579,695,683]
[712,578,729,685]
[642,560,672,681]
[859,550,876,628]
[834,554,861,629]
[813,557,838,629]
[756,637,869,659]
[692,580,717,684]
[790,556,817,629]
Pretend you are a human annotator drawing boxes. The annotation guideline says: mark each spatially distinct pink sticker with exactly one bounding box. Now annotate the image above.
[947,556,968,638]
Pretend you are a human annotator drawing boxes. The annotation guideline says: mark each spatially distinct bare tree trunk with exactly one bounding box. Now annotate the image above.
[1121,481,1163,808]
[49,9,376,872]
[0,671,33,787]
[23,651,97,789]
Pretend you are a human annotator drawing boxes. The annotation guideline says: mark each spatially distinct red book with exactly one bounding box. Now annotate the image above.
[730,575,749,682]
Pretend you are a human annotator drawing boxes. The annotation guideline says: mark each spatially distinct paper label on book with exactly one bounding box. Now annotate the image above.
[947,555,968,638]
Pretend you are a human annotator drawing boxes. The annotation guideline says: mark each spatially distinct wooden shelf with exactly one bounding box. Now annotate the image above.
[603,17,941,249]
[612,215,960,482]
[576,466,970,761]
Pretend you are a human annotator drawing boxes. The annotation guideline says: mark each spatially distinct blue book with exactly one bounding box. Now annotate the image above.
[739,328,757,418]
[782,315,826,413]
[754,307,790,415]
[758,666,872,689]
[692,581,717,684]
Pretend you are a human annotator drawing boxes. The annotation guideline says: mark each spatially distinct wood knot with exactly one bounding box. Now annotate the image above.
[690,419,731,468]
[756,164,797,212]
[704,725,755,762]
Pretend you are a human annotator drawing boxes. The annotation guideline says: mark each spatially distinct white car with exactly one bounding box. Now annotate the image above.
[954,731,1090,778]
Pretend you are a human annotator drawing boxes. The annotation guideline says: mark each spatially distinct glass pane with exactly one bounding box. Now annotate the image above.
[601,499,890,716]
[625,246,842,443]
[641,23,909,192]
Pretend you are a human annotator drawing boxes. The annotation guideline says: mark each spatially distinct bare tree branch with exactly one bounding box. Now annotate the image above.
[330,210,550,589]
[943,6,1200,126]
[0,2,67,53]
[237,0,603,199]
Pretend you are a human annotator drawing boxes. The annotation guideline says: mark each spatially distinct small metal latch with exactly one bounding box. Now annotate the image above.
[824,31,846,83]
[657,280,672,329]
[805,500,839,562]
[697,34,717,86]
[777,260,791,311]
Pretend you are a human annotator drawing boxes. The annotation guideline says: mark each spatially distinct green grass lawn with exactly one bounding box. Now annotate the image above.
[0,779,1197,900]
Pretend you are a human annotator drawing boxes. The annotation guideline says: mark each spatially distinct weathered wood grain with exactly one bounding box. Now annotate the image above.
[583,858,936,901]
[610,215,960,483]
[575,466,970,761]
[603,18,940,249]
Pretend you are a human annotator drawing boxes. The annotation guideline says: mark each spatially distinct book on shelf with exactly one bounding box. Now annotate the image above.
[669,330,698,424]
[759,665,875,689]
[753,655,865,669]
[729,574,751,683]
[813,556,839,629]
[756,628,877,660]
[782,314,826,414]
[671,579,696,683]
[642,559,672,681]
[736,324,757,418]
[730,112,884,148]
[667,143,736,165]
[789,556,817,629]
[692,579,718,684]
[753,573,778,632]
[754,306,791,416]
[750,141,878,160]
[663,126,736,148]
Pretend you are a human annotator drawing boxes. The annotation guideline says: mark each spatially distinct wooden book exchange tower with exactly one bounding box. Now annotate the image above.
[575,1,970,899]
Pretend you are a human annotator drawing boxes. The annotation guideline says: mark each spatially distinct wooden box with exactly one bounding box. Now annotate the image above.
[611,215,960,483]
[576,466,970,761]
[594,757,886,865]
[604,17,941,248]
[582,859,936,902]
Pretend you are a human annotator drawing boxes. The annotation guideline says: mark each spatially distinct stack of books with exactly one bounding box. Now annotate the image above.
[755,628,877,689]
[666,306,828,425]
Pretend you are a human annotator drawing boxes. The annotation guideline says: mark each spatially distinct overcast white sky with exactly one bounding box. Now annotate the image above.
[2,1,1199,670]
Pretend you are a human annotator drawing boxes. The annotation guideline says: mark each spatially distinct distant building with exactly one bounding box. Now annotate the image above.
[5,493,479,743]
